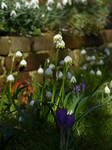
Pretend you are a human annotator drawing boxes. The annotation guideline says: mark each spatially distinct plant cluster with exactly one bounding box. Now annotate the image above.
[0,0,109,36]
[0,32,112,149]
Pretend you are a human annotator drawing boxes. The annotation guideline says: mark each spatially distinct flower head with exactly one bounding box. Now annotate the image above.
[70,76,77,83]
[56,71,63,80]
[37,67,44,75]
[110,80,112,88]
[86,56,91,61]
[49,63,55,70]
[30,100,35,106]
[20,59,27,67]
[56,40,65,49]
[90,70,95,75]
[64,56,72,65]
[66,113,74,129]
[7,74,15,82]
[56,108,67,127]
[82,82,86,93]
[53,34,62,43]
[1,2,7,9]
[105,86,110,94]
[59,60,64,66]
[82,65,87,70]
[16,2,21,9]
[75,85,81,97]
[96,70,102,76]
[10,10,17,17]
[15,51,22,57]
[91,55,96,61]
[46,91,52,98]
[46,0,54,6]
[81,49,86,55]
[18,116,23,122]
[98,59,104,65]
[56,2,62,9]
[45,68,53,77]
[66,72,71,79]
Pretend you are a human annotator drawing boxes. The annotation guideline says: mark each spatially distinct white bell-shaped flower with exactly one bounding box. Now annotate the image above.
[7,74,15,82]
[105,86,110,94]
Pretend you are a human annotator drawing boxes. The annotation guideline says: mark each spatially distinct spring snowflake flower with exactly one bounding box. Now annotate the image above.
[18,116,23,122]
[64,56,72,65]
[81,49,86,55]
[10,10,17,17]
[62,0,72,5]
[25,1,30,8]
[82,65,87,70]
[104,48,110,56]
[16,2,21,9]
[1,2,7,9]
[7,74,15,82]
[59,60,64,66]
[46,91,52,98]
[41,14,45,18]
[66,72,71,79]
[70,76,77,83]
[91,55,96,61]
[46,6,52,11]
[98,59,104,65]
[56,40,65,49]
[105,86,110,94]
[20,59,27,67]
[49,64,55,70]
[46,0,54,6]
[96,70,102,76]
[15,51,22,57]
[37,67,44,75]
[56,2,62,9]
[110,80,112,88]
[86,56,91,61]
[90,61,95,66]
[45,68,53,77]
[30,100,35,106]
[56,71,63,80]
[90,70,95,75]
[33,3,39,9]
[47,59,50,64]
[53,34,62,43]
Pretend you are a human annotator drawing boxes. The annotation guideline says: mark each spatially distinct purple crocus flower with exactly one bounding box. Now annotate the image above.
[56,108,67,127]
[82,82,86,93]
[75,85,81,97]
[66,113,75,129]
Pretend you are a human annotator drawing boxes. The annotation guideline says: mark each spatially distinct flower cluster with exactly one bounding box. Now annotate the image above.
[56,108,74,130]
[53,34,65,49]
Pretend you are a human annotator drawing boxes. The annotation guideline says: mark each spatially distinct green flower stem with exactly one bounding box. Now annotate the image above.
[65,129,71,150]
[62,65,66,103]
[14,57,22,93]
[51,49,59,103]
[10,53,15,74]
[55,84,63,111]
[41,76,46,102]
[34,75,39,100]
[60,126,64,150]
[0,83,7,114]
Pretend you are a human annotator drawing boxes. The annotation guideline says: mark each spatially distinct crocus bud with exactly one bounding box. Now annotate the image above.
[56,108,67,127]
[75,85,81,97]
[66,113,75,129]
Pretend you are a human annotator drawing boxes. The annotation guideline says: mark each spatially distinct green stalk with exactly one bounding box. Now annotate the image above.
[51,49,59,103]
[62,65,66,103]
[34,75,39,100]
[0,83,7,114]
[41,76,46,102]
[65,129,71,150]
